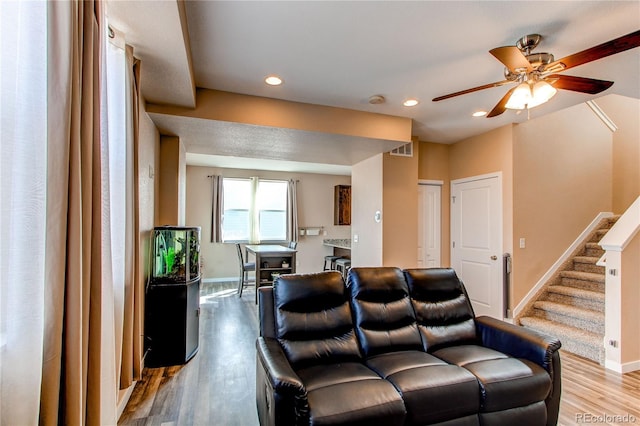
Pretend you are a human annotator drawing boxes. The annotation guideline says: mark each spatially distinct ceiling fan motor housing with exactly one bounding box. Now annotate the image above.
[516,34,542,54]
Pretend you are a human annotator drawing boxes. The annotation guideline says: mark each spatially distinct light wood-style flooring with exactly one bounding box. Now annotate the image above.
[119,282,640,426]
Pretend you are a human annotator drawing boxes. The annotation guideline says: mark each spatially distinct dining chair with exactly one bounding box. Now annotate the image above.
[236,243,255,298]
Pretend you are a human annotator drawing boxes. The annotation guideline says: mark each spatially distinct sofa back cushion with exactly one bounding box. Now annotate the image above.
[274,271,361,368]
[404,268,478,352]
[347,267,423,358]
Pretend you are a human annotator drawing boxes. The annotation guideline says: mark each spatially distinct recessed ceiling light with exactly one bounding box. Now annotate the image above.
[265,75,283,86]
[403,99,419,107]
[472,110,488,117]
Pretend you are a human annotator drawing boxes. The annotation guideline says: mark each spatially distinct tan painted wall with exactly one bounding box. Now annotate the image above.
[512,103,612,306]
[351,154,384,267]
[148,89,412,142]
[419,99,636,310]
[185,165,351,280]
[418,141,451,266]
[139,103,160,230]
[594,94,640,213]
[158,136,186,225]
[382,140,419,268]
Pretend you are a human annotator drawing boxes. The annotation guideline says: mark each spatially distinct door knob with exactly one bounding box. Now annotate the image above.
[490,255,498,260]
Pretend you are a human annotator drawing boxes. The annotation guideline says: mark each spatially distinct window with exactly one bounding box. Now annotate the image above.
[222,178,288,242]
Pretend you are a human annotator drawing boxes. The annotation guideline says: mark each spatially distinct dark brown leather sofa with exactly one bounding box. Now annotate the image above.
[256,267,561,426]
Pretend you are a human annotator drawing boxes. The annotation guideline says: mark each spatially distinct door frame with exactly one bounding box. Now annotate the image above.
[450,172,504,319]
[417,180,442,268]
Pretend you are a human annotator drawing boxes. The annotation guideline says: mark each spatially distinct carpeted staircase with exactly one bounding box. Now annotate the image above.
[517,216,619,364]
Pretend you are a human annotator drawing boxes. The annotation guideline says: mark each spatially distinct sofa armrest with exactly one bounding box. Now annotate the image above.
[256,337,308,426]
[476,316,563,426]
[475,316,561,373]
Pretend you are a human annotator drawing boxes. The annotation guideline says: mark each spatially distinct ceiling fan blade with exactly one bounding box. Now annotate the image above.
[542,29,640,72]
[486,87,516,118]
[548,74,614,94]
[489,46,533,72]
[432,80,512,102]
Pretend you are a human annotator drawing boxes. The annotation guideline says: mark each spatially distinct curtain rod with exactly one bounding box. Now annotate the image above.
[207,175,299,183]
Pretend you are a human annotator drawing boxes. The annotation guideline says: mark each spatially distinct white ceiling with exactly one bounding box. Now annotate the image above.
[106,1,640,173]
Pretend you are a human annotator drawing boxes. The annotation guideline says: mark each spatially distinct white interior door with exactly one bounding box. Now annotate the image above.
[417,183,441,268]
[451,174,503,319]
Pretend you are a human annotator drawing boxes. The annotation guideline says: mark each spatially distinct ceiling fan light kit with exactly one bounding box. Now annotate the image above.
[505,79,557,110]
[432,29,640,118]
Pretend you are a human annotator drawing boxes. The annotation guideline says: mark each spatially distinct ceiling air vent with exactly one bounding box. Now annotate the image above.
[390,143,413,157]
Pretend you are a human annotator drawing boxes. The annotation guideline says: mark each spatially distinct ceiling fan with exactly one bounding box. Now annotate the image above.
[432,30,640,117]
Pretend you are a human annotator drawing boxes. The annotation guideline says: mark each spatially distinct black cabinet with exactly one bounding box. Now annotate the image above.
[145,278,200,367]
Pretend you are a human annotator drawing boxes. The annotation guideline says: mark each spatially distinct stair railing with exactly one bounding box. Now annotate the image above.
[599,195,640,373]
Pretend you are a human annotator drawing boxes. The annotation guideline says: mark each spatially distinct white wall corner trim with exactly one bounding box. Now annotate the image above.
[586,100,618,133]
[513,212,614,318]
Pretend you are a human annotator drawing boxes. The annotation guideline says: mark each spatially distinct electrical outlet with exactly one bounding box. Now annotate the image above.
[519,238,526,249]
[353,234,359,243]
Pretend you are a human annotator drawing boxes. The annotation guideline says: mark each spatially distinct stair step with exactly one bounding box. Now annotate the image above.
[584,242,605,257]
[573,256,600,264]
[560,270,605,292]
[519,316,604,364]
[591,228,610,243]
[545,285,604,311]
[532,300,604,335]
[572,256,605,274]
[560,270,605,282]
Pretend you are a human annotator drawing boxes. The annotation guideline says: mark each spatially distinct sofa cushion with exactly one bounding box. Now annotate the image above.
[433,345,552,413]
[366,350,480,425]
[404,268,478,352]
[296,362,406,426]
[348,267,423,357]
[274,271,361,368]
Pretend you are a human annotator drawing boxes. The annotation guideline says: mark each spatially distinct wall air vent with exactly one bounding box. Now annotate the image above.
[390,142,413,157]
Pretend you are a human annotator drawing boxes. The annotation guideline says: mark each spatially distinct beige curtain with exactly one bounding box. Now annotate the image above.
[42,1,118,424]
[119,44,143,390]
[210,175,224,243]
[287,179,299,242]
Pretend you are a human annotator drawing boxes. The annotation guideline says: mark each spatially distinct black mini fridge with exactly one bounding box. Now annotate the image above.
[145,226,201,367]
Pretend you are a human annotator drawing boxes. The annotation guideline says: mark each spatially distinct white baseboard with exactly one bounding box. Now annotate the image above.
[605,359,640,374]
[202,277,239,283]
[513,212,614,318]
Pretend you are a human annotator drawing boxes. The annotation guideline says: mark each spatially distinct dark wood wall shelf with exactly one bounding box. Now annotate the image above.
[334,185,351,225]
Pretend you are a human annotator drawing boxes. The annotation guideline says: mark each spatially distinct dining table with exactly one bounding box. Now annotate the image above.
[245,244,297,290]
